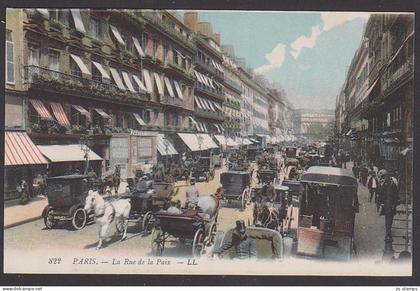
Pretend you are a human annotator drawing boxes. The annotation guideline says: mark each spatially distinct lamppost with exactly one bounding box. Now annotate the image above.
[79,135,92,175]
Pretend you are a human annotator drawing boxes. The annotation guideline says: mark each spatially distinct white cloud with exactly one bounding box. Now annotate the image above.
[254,43,286,74]
[289,12,370,60]
[298,63,312,71]
[290,25,321,59]
[321,12,370,32]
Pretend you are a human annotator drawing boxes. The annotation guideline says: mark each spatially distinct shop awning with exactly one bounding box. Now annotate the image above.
[227,137,239,147]
[198,97,208,110]
[213,123,221,133]
[242,138,253,145]
[92,61,110,79]
[214,135,227,146]
[70,54,91,75]
[38,144,103,162]
[153,72,164,96]
[5,131,48,166]
[194,71,204,85]
[142,69,153,93]
[72,105,91,120]
[173,80,184,99]
[132,75,147,92]
[95,108,111,119]
[29,99,53,120]
[132,36,145,58]
[249,138,258,143]
[50,102,70,126]
[122,71,136,93]
[70,9,86,34]
[157,134,178,156]
[346,129,353,136]
[110,68,126,91]
[110,25,125,46]
[177,133,218,151]
[207,100,216,112]
[133,113,146,126]
[164,77,175,98]
[188,116,199,127]
[213,102,222,111]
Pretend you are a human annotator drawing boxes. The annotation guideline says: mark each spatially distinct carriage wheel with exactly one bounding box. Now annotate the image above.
[151,228,165,256]
[141,211,154,234]
[192,228,205,257]
[115,219,125,234]
[44,207,57,229]
[207,223,217,246]
[72,208,87,230]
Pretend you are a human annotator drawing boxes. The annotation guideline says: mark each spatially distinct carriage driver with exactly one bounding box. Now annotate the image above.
[185,177,200,207]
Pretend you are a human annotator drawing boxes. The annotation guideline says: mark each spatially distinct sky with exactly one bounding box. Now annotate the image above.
[195,11,370,110]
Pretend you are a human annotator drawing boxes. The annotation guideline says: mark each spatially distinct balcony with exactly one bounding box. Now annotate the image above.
[224,77,242,93]
[224,99,241,110]
[25,65,149,104]
[160,95,184,108]
[195,59,224,79]
[195,83,224,101]
[163,61,194,81]
[223,117,241,129]
[137,11,196,51]
[194,108,224,121]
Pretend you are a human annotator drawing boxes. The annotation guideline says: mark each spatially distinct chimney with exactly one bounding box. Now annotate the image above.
[222,44,235,58]
[213,33,221,45]
[197,22,213,37]
[184,11,198,32]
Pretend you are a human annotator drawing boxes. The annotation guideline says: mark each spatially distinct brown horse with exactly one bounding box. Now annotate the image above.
[100,166,121,195]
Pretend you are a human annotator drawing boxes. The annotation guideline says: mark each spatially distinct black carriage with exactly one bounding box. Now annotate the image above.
[246,146,259,162]
[257,168,278,185]
[191,157,215,182]
[285,147,297,158]
[121,180,177,234]
[42,175,91,230]
[220,171,252,210]
[151,210,218,257]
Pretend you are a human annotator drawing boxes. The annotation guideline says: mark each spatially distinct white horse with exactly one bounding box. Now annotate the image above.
[84,190,131,249]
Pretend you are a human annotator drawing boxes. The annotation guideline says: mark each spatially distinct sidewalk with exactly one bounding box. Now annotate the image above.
[4,196,48,229]
[4,182,129,229]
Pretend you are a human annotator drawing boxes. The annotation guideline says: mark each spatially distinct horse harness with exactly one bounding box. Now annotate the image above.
[95,201,116,222]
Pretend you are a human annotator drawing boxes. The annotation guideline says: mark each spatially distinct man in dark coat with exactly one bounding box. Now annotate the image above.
[377,170,399,240]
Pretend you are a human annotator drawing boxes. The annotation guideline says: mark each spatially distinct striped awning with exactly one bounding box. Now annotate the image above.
[133,113,146,126]
[157,134,178,156]
[72,105,91,120]
[29,99,53,120]
[50,102,70,126]
[5,131,48,166]
[95,108,111,119]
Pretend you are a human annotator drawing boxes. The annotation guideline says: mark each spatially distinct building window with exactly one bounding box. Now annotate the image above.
[6,40,15,84]
[48,50,60,71]
[70,57,82,78]
[28,44,39,66]
[89,16,101,40]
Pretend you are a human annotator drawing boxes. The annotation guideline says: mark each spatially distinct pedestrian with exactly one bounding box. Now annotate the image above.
[377,169,399,241]
[352,162,360,180]
[17,179,30,205]
[367,171,379,204]
[185,177,199,206]
[360,164,369,186]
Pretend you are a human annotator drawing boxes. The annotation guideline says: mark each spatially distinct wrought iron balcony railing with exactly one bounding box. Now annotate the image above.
[224,77,242,93]
[24,65,149,103]
[195,58,224,79]
[195,83,224,101]
[194,108,224,121]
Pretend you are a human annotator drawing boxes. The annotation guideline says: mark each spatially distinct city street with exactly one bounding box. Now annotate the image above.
[5,165,387,261]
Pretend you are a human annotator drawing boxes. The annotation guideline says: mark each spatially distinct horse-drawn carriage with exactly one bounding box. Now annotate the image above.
[191,156,215,182]
[151,196,219,257]
[293,166,359,260]
[42,175,91,230]
[220,171,252,210]
[251,184,290,232]
[121,179,178,234]
[257,168,278,185]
